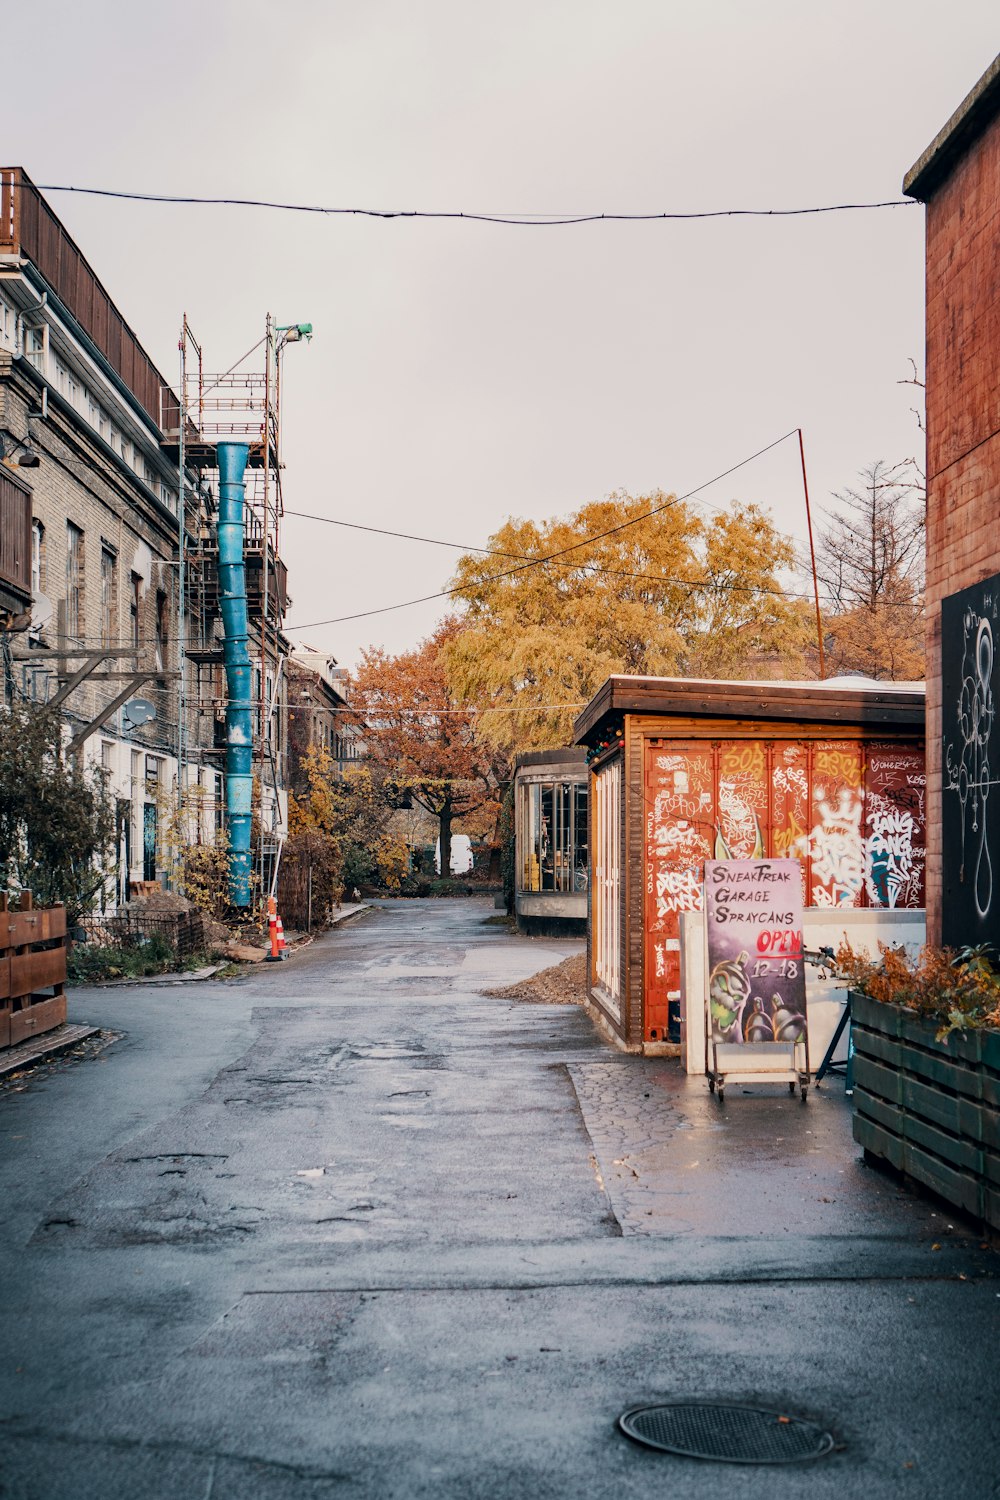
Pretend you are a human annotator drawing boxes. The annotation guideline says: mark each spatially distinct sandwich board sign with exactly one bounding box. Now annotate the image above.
[703,858,809,1100]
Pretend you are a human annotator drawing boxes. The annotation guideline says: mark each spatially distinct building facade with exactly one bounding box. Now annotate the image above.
[903,54,1000,948]
[287,644,362,788]
[0,168,292,907]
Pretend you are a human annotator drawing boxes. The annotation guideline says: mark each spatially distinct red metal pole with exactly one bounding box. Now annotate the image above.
[798,428,826,680]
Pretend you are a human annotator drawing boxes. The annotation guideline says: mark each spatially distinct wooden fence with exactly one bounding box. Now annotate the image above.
[0,893,67,1049]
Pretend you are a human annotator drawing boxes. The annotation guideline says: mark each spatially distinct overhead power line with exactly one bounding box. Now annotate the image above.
[34,183,917,227]
[286,428,805,631]
[285,503,824,606]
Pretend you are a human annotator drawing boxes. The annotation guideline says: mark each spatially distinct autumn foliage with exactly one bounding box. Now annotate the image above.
[349,619,504,876]
[836,940,1000,1039]
[444,492,812,756]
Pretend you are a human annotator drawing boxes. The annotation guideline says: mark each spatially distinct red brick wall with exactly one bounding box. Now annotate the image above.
[923,109,1000,942]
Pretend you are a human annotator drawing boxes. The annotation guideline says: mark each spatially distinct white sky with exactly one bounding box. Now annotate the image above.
[3,2,996,667]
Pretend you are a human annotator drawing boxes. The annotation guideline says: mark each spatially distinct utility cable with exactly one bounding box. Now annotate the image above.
[284,505,824,605]
[34,183,917,227]
[286,428,804,630]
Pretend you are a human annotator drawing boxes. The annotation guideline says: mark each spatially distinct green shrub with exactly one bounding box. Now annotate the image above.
[68,930,177,983]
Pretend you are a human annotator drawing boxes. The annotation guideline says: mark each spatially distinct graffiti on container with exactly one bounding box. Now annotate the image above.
[944,608,995,920]
[654,866,703,919]
[714,744,766,860]
[814,747,863,785]
[773,761,808,819]
[803,785,864,906]
[865,795,920,908]
[715,797,764,860]
[648,817,712,859]
[650,786,713,826]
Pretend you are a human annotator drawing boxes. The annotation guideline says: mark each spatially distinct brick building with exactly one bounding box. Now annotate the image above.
[0,169,293,906]
[904,54,1000,946]
[287,644,362,789]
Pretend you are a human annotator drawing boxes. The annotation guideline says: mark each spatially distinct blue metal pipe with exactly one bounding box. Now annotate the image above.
[215,442,253,906]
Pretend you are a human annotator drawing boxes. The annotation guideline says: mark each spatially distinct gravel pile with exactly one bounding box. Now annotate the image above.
[482,952,587,1004]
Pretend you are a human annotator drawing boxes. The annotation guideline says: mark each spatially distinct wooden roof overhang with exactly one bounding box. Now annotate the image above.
[573,675,925,746]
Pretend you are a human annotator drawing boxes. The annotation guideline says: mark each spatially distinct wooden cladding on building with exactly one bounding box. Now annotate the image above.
[0,168,171,429]
[0,465,32,616]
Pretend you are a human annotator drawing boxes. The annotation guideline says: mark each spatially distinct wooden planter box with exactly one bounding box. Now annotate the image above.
[0,894,68,1050]
[851,989,1000,1232]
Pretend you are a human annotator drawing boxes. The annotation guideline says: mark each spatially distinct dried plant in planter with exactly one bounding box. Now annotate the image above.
[836,939,1000,1040]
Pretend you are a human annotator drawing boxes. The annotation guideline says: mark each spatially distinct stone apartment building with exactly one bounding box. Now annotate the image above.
[903,54,1000,948]
[0,168,291,906]
[287,644,362,791]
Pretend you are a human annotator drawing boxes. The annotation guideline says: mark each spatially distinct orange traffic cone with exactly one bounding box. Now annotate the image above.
[265,896,282,962]
[276,915,287,955]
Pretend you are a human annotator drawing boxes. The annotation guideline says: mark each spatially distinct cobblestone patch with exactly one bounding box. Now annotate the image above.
[567,1057,966,1242]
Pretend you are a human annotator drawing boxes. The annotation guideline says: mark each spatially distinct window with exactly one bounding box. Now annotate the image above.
[517,778,589,895]
[130,571,142,648]
[592,759,622,1013]
[100,546,118,648]
[154,589,168,670]
[0,299,13,349]
[31,519,44,596]
[66,523,84,638]
[109,425,122,456]
[67,370,80,407]
[100,741,114,772]
[87,391,100,428]
[98,409,108,441]
[23,325,46,374]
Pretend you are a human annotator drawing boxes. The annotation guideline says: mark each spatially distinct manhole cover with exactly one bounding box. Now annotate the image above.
[618,1402,835,1464]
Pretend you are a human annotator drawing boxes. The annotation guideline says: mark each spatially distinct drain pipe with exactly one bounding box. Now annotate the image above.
[215,441,253,906]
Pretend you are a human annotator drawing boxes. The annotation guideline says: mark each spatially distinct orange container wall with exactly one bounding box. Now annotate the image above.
[642,739,926,1043]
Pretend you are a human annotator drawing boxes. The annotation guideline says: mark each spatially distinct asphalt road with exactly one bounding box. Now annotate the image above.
[1,897,998,1499]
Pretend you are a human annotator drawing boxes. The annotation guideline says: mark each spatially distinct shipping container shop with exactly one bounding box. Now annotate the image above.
[512,747,589,934]
[574,676,926,1052]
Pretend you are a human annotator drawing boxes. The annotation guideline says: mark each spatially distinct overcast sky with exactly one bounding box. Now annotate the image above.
[4,2,997,667]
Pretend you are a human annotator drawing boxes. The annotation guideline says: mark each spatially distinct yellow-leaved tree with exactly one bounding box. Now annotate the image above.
[444,492,812,756]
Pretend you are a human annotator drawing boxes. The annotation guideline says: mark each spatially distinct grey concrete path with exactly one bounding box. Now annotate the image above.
[1,898,998,1499]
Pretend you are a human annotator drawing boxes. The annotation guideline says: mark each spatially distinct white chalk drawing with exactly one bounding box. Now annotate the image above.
[944,610,995,919]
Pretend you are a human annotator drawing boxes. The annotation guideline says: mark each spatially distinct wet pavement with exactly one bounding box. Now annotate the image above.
[1,897,998,1498]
